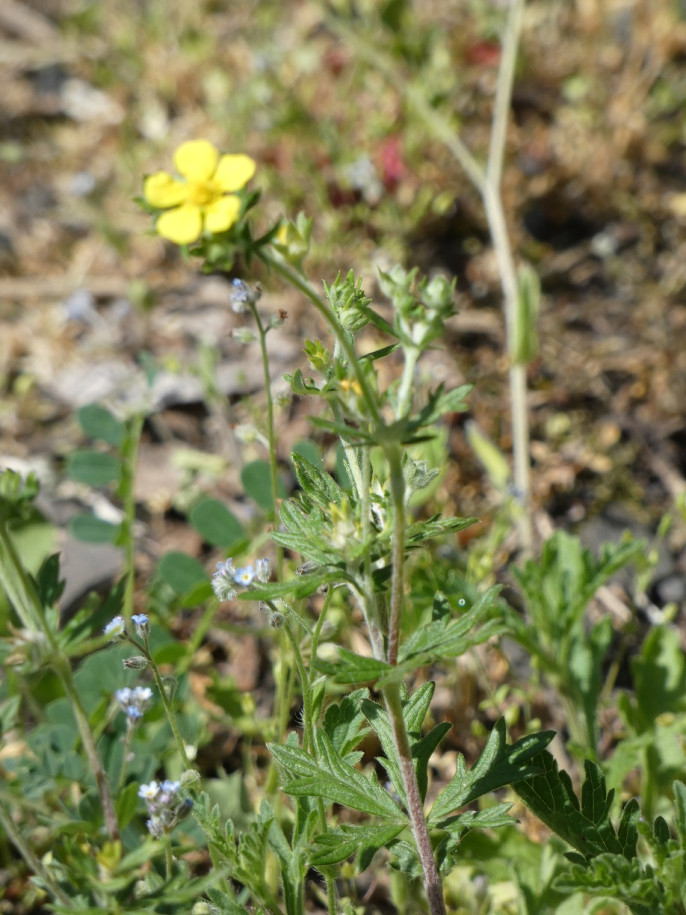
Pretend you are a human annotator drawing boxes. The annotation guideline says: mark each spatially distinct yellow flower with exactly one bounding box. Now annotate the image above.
[144,140,256,245]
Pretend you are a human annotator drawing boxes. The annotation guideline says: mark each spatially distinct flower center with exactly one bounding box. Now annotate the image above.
[187,179,219,207]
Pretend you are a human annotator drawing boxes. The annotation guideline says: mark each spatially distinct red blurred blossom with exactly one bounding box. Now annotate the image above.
[378,135,406,191]
[465,40,501,67]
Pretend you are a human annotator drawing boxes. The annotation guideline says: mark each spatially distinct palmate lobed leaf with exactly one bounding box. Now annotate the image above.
[428,719,555,825]
[268,731,407,821]
[512,751,639,861]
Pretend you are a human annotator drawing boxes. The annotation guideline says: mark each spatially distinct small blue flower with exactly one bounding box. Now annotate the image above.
[234,565,255,586]
[138,781,159,801]
[104,616,126,639]
[131,613,149,637]
[115,685,153,723]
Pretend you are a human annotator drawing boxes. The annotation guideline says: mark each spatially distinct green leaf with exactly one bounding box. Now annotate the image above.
[77,403,126,448]
[241,460,286,512]
[269,731,406,820]
[34,553,65,606]
[238,570,336,601]
[68,514,121,544]
[190,499,244,548]
[291,452,343,508]
[309,823,405,867]
[115,781,140,830]
[322,689,372,757]
[554,852,667,912]
[513,752,638,861]
[674,781,686,841]
[429,719,554,825]
[267,806,308,915]
[66,450,122,487]
[317,648,393,685]
[290,439,323,469]
[157,551,208,595]
[381,588,504,684]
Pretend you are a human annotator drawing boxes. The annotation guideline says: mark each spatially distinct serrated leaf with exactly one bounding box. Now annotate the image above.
[377,588,504,686]
[66,450,122,487]
[429,719,554,825]
[77,403,126,448]
[438,802,515,847]
[513,752,638,860]
[269,731,406,820]
[309,823,405,867]
[190,499,244,548]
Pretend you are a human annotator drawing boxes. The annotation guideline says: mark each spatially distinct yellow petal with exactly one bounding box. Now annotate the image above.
[174,140,219,181]
[214,154,256,191]
[144,172,187,208]
[204,195,241,234]
[156,204,203,244]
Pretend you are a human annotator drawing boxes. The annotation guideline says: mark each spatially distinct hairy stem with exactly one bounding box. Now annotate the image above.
[384,682,446,915]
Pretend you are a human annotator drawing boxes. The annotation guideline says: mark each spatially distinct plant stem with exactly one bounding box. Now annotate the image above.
[138,637,190,768]
[119,413,144,619]
[248,301,283,575]
[0,800,72,907]
[384,682,446,915]
[247,299,294,785]
[386,445,405,667]
[257,251,383,429]
[54,654,121,839]
[0,522,120,840]
[383,445,445,913]
[325,1,533,554]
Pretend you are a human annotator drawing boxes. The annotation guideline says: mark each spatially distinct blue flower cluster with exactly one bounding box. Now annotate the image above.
[138,779,191,838]
[114,685,153,723]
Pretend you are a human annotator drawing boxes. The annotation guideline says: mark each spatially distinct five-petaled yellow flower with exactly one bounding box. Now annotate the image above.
[144,140,256,245]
